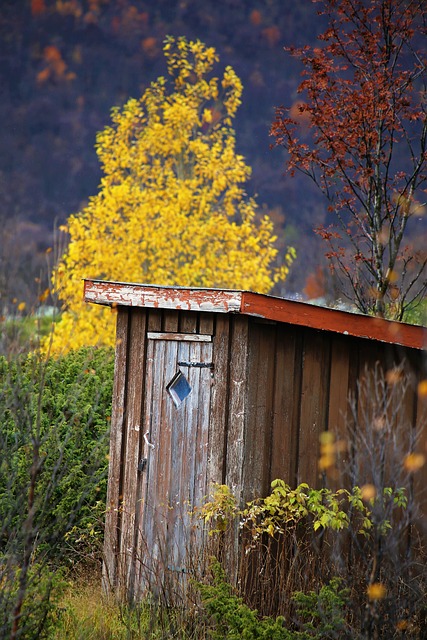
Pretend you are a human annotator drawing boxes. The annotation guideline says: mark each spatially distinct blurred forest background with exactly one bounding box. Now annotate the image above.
[0,0,394,314]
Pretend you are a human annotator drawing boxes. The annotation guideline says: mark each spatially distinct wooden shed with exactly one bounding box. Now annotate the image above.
[84,279,427,600]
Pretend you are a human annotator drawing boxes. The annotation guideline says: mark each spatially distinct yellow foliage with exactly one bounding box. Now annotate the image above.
[367,582,387,601]
[403,452,425,473]
[47,36,294,352]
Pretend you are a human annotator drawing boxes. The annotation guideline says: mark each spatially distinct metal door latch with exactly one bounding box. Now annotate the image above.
[144,431,155,448]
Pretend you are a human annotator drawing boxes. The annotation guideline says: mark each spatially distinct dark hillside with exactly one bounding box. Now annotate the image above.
[0,1,343,310]
[0,0,332,312]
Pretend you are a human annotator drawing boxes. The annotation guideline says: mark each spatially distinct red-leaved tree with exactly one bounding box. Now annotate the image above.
[272,0,427,319]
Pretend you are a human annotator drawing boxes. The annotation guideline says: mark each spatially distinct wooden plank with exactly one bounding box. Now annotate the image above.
[327,335,352,485]
[224,315,249,583]
[176,341,201,572]
[297,329,331,487]
[152,337,170,560]
[388,359,416,467]
[150,339,212,586]
[270,325,303,486]
[102,308,129,594]
[147,332,212,342]
[207,315,230,487]
[163,309,179,332]
[148,309,162,332]
[84,280,243,313]
[225,315,249,498]
[118,308,146,597]
[191,341,213,569]
[161,340,181,577]
[168,340,191,573]
[351,340,388,490]
[199,312,214,335]
[197,341,214,503]
[141,337,169,589]
[133,338,155,596]
[328,336,351,435]
[179,311,198,333]
[136,337,173,591]
[337,339,360,489]
[243,321,276,501]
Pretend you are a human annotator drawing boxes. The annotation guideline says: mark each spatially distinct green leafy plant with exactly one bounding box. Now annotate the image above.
[199,483,239,535]
[292,579,351,639]
[201,479,406,542]
[0,346,114,638]
[197,558,290,639]
[197,473,419,631]
[197,558,352,639]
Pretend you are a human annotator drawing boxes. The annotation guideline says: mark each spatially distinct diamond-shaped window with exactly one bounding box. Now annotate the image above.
[166,370,192,407]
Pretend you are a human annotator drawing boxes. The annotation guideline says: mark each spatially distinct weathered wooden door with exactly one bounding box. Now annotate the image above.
[136,332,213,596]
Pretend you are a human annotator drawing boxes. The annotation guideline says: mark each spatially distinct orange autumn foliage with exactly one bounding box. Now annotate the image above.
[141,37,159,58]
[250,9,262,26]
[272,0,427,320]
[303,266,326,300]
[262,26,281,47]
[31,0,46,16]
[289,100,311,130]
[37,45,75,84]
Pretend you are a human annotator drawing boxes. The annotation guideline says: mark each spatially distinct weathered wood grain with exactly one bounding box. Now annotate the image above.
[199,312,214,335]
[243,322,276,501]
[98,288,427,604]
[102,308,129,594]
[179,311,198,334]
[118,308,146,596]
[207,315,230,487]
[224,316,249,582]
[85,279,427,350]
[270,325,303,486]
[163,309,179,332]
[327,335,352,485]
[297,329,331,487]
[147,332,211,342]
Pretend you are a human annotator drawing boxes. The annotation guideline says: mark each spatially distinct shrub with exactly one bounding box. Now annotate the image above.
[197,558,351,639]
[0,346,114,638]
[199,367,427,637]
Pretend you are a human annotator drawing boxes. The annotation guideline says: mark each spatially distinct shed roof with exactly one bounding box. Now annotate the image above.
[84,279,427,351]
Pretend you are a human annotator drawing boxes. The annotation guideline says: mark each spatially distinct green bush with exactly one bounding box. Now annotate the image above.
[197,558,351,639]
[197,559,289,639]
[0,346,114,638]
[292,579,350,638]
[0,346,114,560]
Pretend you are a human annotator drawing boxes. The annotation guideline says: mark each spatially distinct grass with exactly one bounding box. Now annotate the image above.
[47,569,201,640]
[49,572,141,639]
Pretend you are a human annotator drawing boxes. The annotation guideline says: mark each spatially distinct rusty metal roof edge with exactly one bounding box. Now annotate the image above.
[84,279,427,351]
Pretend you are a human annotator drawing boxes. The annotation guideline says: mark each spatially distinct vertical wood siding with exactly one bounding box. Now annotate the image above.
[104,307,427,598]
[102,308,130,594]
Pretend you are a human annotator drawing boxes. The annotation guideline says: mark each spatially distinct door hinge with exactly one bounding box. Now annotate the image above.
[167,565,188,574]
[177,361,213,368]
[138,457,147,472]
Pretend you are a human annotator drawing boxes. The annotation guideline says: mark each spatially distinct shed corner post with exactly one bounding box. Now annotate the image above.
[102,307,129,597]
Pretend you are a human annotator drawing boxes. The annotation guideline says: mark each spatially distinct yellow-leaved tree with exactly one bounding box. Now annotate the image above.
[48,36,295,352]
